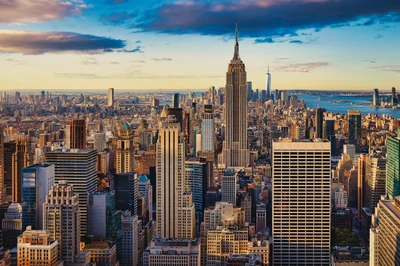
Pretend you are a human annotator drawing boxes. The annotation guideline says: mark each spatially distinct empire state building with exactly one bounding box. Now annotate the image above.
[222,25,250,168]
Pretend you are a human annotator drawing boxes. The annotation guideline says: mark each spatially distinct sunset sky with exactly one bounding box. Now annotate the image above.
[0,0,399,91]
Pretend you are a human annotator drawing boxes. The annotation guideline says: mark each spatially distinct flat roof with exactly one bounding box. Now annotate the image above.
[382,200,400,221]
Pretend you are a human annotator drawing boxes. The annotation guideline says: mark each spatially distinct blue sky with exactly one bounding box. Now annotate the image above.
[0,0,399,91]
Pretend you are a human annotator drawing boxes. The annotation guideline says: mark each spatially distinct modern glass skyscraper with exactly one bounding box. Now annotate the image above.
[272,139,331,265]
[65,119,86,149]
[222,25,249,168]
[266,67,271,100]
[386,133,400,199]
[348,110,362,152]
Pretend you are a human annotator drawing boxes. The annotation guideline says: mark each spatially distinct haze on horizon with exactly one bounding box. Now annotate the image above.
[0,0,399,91]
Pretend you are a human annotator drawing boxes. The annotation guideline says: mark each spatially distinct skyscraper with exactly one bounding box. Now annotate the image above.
[172,93,180,108]
[348,110,362,152]
[247,81,253,102]
[21,163,55,230]
[323,117,336,156]
[0,128,4,203]
[201,104,214,152]
[364,154,386,211]
[222,25,250,168]
[221,168,238,206]
[392,87,398,106]
[156,118,195,239]
[386,133,400,199]
[115,123,135,173]
[272,139,331,265]
[2,203,22,249]
[43,181,82,264]
[114,172,138,215]
[121,211,139,266]
[315,107,324,139]
[373,88,379,106]
[138,174,152,221]
[266,66,271,100]
[12,135,32,203]
[46,148,97,237]
[107,87,114,108]
[65,119,86,149]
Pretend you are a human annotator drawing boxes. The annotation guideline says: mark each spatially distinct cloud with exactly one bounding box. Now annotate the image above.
[105,0,128,4]
[375,34,384,39]
[151,58,172,61]
[290,40,303,44]
[254,37,274,43]
[80,57,98,65]
[54,73,110,79]
[117,46,143,53]
[135,0,400,39]
[2,57,28,65]
[132,60,146,63]
[100,12,134,25]
[275,62,329,72]
[369,65,400,72]
[110,61,119,64]
[0,0,89,24]
[0,30,126,55]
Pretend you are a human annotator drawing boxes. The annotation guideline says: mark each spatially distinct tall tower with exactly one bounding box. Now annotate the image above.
[108,88,115,108]
[315,107,324,139]
[201,104,214,152]
[12,135,32,203]
[222,24,250,168]
[0,128,4,203]
[46,149,97,237]
[43,181,81,264]
[373,88,379,106]
[386,132,400,199]
[266,66,271,100]
[115,123,135,173]
[156,118,195,239]
[272,139,331,265]
[348,110,362,152]
[65,119,86,149]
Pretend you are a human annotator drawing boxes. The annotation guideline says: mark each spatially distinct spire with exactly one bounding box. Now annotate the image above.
[233,22,240,60]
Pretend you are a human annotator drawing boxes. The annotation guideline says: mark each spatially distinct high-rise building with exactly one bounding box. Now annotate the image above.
[358,154,367,222]
[82,238,117,266]
[0,128,4,203]
[143,238,200,266]
[12,135,32,203]
[272,139,331,265]
[201,104,214,152]
[364,154,386,211]
[17,227,58,266]
[46,148,97,237]
[256,202,267,233]
[21,163,55,230]
[107,88,114,108]
[221,168,238,206]
[94,133,106,152]
[65,119,86,149]
[323,117,336,156]
[172,93,180,108]
[114,172,138,215]
[138,174,152,221]
[386,132,400,199]
[315,107,324,139]
[121,211,139,266]
[266,67,271,100]
[247,81,253,101]
[115,123,135,173]
[3,142,17,200]
[2,203,22,249]
[43,181,83,264]
[373,88,379,106]
[222,25,250,168]
[348,110,362,152]
[156,119,195,239]
[370,196,400,266]
[392,87,398,106]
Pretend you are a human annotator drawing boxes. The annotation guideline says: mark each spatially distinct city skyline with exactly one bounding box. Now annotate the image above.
[0,0,399,91]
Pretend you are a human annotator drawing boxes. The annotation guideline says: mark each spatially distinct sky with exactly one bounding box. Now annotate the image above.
[0,0,399,92]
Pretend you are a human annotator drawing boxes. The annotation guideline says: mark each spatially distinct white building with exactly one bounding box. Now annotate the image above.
[201,105,214,152]
[272,139,331,265]
[221,168,238,206]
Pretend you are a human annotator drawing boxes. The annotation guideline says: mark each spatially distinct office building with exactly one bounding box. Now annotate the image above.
[266,67,271,100]
[370,196,400,266]
[373,88,379,106]
[272,139,331,265]
[143,238,200,266]
[348,110,362,152]
[239,192,252,224]
[115,123,135,173]
[0,128,4,203]
[21,163,54,230]
[43,181,85,265]
[221,168,238,206]
[222,25,250,168]
[94,133,106,152]
[12,135,32,203]
[358,154,367,222]
[256,202,267,233]
[248,238,270,265]
[2,203,22,249]
[46,148,97,237]
[201,104,214,152]
[247,81,253,101]
[138,174,152,220]
[156,119,195,239]
[172,93,180,108]
[315,107,324,139]
[121,211,139,266]
[17,227,58,266]
[386,132,400,199]
[364,154,386,211]
[107,88,114,108]
[392,87,398,106]
[206,226,248,265]
[82,238,117,266]
[114,172,138,215]
[65,119,86,149]
[323,117,336,156]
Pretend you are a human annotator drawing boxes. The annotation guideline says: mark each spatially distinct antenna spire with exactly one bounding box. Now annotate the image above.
[233,22,240,59]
